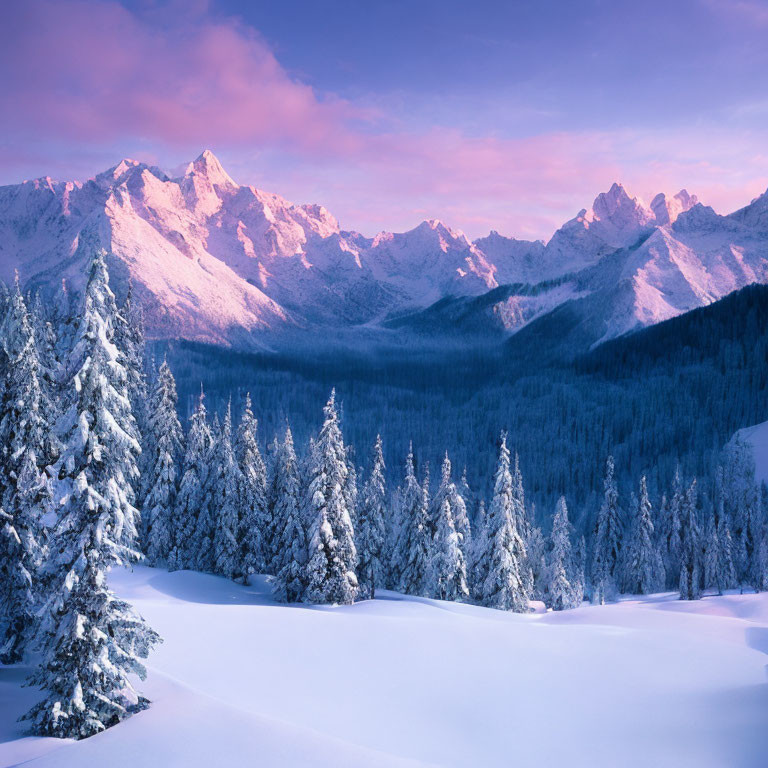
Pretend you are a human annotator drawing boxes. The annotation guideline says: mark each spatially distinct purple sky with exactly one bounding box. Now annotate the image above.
[2,0,768,239]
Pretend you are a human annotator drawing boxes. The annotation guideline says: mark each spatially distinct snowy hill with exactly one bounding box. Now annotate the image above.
[1,152,767,349]
[1,566,767,767]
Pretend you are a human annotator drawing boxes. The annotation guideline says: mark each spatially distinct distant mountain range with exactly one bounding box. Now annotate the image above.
[1,150,766,350]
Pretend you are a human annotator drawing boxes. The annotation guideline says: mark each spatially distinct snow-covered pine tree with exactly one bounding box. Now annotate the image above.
[574,535,587,604]
[192,412,221,574]
[24,249,159,739]
[591,455,623,604]
[469,499,489,602]
[396,445,431,596]
[356,435,387,599]
[526,525,547,602]
[457,467,477,529]
[659,467,684,590]
[429,497,469,601]
[235,393,267,582]
[431,454,471,556]
[623,476,663,595]
[142,361,183,566]
[0,451,49,663]
[115,281,148,442]
[211,402,241,581]
[168,389,212,572]
[0,276,50,499]
[723,440,761,590]
[271,427,307,603]
[679,479,702,601]
[703,512,722,595]
[304,391,358,605]
[480,433,529,612]
[547,496,579,611]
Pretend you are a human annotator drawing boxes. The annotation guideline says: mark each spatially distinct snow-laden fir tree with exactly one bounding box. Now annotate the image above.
[192,413,221,574]
[703,512,722,595]
[115,282,148,443]
[235,393,267,581]
[396,446,431,596]
[0,276,50,499]
[526,525,547,601]
[356,435,387,599]
[469,499,489,602]
[211,402,241,581]
[271,427,307,602]
[304,391,358,605]
[679,479,702,600]
[431,453,471,555]
[457,467,476,529]
[168,390,212,572]
[429,497,469,601]
[24,250,159,740]
[591,456,623,604]
[574,535,587,605]
[142,361,183,565]
[480,433,529,612]
[547,496,580,611]
[659,467,684,589]
[0,449,49,663]
[622,476,664,595]
[722,440,761,589]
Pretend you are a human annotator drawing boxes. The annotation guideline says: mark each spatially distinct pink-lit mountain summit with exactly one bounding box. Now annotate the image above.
[1,151,766,349]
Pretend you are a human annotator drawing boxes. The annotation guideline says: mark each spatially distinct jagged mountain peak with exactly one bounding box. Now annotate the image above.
[183,149,236,188]
[650,189,699,226]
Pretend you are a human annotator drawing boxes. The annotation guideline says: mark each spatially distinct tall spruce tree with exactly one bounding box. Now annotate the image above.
[469,499,489,602]
[547,496,580,611]
[431,454,471,555]
[394,445,431,596]
[679,479,702,600]
[168,390,212,571]
[212,403,241,581]
[235,393,268,581]
[623,476,663,595]
[356,435,387,600]
[24,250,159,739]
[271,427,307,602]
[480,433,529,612]
[304,391,358,605]
[659,467,684,589]
[429,497,469,601]
[142,361,183,566]
[591,456,623,604]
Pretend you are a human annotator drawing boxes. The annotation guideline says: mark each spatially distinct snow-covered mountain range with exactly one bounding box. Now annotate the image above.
[1,150,766,349]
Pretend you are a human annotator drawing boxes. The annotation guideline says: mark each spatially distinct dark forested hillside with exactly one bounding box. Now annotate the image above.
[156,284,768,532]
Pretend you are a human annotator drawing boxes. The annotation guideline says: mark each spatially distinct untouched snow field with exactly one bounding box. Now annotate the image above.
[1,567,767,767]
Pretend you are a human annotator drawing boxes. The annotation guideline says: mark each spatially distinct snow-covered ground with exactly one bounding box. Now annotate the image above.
[2,567,767,767]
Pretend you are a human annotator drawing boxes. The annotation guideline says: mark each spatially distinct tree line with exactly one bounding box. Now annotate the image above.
[0,251,767,741]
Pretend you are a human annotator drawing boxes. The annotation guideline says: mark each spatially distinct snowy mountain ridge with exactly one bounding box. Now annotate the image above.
[0,150,766,349]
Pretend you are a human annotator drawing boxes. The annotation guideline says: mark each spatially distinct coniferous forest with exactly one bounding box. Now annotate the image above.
[0,251,767,740]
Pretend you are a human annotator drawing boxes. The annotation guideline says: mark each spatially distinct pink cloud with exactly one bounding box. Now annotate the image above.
[0,0,363,151]
[1,1,767,240]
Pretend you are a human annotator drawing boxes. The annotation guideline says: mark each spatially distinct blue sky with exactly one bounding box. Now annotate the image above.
[2,0,768,238]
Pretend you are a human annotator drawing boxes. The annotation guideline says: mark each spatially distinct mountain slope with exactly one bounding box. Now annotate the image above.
[1,151,767,349]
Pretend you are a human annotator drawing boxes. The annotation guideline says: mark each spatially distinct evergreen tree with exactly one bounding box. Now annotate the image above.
[659,467,684,589]
[591,456,623,604]
[623,476,663,595]
[396,446,431,596]
[168,390,212,571]
[235,393,268,581]
[469,499,489,602]
[547,496,579,611]
[679,479,702,600]
[115,282,148,441]
[271,426,307,603]
[429,497,469,601]
[480,433,529,612]
[0,276,50,500]
[356,435,387,599]
[431,454,471,555]
[24,250,158,739]
[142,361,183,566]
[192,413,220,574]
[304,391,358,605]
[526,526,547,601]
[211,403,241,581]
